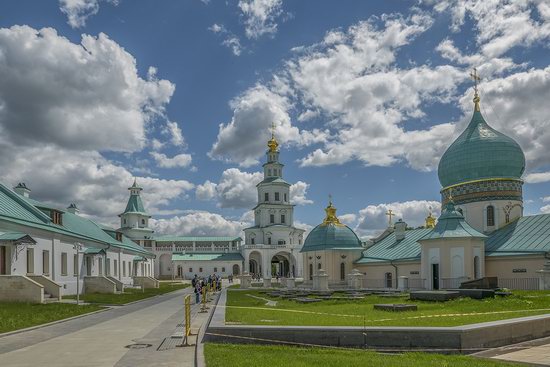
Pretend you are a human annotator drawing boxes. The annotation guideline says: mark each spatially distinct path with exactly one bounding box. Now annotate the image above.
[475,335,550,366]
[0,286,211,367]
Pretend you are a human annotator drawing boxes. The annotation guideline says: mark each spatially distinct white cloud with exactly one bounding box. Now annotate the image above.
[59,0,118,29]
[0,26,175,153]
[208,23,244,56]
[238,0,284,39]
[150,211,244,237]
[195,180,218,201]
[164,121,185,147]
[540,205,550,214]
[150,152,193,168]
[289,181,313,205]
[338,213,357,226]
[525,172,550,184]
[356,200,441,238]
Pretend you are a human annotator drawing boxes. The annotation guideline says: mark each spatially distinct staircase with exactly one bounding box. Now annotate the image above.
[43,291,58,303]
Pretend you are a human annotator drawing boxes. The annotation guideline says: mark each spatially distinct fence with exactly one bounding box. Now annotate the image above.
[363,278,394,289]
[440,277,469,289]
[498,277,540,290]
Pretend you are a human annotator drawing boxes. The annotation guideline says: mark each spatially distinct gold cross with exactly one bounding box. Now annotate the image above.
[328,194,332,205]
[470,67,480,95]
[386,209,394,227]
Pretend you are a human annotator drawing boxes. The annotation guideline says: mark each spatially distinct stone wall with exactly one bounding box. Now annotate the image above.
[0,275,44,303]
[83,276,116,294]
[133,276,159,289]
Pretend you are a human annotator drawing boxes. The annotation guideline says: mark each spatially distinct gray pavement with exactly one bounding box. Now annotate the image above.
[0,286,208,367]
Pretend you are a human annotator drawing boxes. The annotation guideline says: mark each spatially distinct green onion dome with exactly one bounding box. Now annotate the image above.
[438,107,525,189]
[300,200,362,252]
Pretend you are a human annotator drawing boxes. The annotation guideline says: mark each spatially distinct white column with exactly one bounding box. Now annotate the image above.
[192,241,196,251]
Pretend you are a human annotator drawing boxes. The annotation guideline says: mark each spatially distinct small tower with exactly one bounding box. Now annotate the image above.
[425,208,436,229]
[13,183,31,198]
[67,203,79,215]
[118,179,154,241]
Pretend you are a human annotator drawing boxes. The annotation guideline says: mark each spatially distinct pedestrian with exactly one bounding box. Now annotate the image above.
[194,278,201,304]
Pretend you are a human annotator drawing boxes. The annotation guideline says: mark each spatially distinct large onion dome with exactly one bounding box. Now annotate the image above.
[438,101,525,189]
[300,200,362,252]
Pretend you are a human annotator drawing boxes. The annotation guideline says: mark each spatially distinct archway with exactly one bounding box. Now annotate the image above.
[248,251,262,278]
[271,252,291,278]
[232,264,240,275]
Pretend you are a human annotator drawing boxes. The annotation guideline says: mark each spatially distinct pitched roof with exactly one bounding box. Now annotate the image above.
[355,228,431,264]
[171,252,244,261]
[485,214,550,256]
[122,194,147,215]
[419,202,486,241]
[154,235,242,242]
[0,232,36,244]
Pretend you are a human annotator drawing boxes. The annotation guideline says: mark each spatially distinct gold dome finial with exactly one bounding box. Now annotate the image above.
[425,207,436,229]
[322,194,343,226]
[267,122,279,153]
[470,67,481,112]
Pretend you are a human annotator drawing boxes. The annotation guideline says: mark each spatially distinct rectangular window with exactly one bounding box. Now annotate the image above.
[284,193,287,202]
[98,258,103,276]
[114,260,118,276]
[222,267,225,272]
[61,252,68,276]
[268,237,272,245]
[199,267,203,272]
[189,267,193,273]
[74,254,78,276]
[50,210,63,225]
[115,232,122,241]
[106,258,111,276]
[214,267,218,272]
[270,214,275,223]
[123,261,126,277]
[281,214,286,224]
[264,192,269,202]
[251,237,255,245]
[42,250,50,275]
[27,248,34,274]
[275,192,280,201]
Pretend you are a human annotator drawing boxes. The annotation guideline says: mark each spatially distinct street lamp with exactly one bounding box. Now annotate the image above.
[73,242,83,305]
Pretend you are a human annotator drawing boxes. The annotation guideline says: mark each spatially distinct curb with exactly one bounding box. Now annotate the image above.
[195,290,222,367]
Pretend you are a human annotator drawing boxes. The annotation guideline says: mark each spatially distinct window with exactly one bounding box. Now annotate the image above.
[268,237,272,245]
[275,192,280,201]
[340,263,345,281]
[487,205,495,226]
[222,267,225,272]
[189,267,193,272]
[281,214,285,224]
[199,267,203,272]
[115,232,122,241]
[278,240,285,245]
[27,248,34,274]
[128,262,131,277]
[309,264,313,280]
[123,218,126,225]
[299,239,302,245]
[114,260,118,276]
[317,263,322,270]
[61,252,68,276]
[270,214,275,223]
[98,258,103,276]
[141,219,145,225]
[214,267,218,272]
[106,258,110,276]
[251,237,255,245]
[50,210,63,225]
[264,193,269,202]
[73,254,79,276]
[268,169,272,176]
[42,250,50,275]
[284,193,287,202]
[123,261,126,277]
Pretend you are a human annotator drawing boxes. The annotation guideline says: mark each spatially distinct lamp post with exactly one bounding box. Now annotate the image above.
[73,242,83,305]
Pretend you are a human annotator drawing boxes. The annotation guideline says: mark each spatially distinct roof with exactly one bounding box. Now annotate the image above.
[485,214,550,256]
[419,202,486,241]
[84,247,105,254]
[154,236,242,242]
[438,109,525,188]
[133,256,147,261]
[0,232,36,244]
[301,223,362,252]
[257,177,290,186]
[121,194,147,215]
[355,228,431,264]
[171,252,244,261]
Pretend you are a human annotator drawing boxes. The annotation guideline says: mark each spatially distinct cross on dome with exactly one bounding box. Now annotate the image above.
[267,121,279,153]
[470,67,481,112]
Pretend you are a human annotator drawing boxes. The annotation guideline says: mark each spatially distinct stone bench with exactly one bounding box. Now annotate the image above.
[410,291,460,301]
[374,304,418,312]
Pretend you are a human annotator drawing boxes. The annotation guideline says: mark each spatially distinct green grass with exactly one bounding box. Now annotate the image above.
[204,343,524,367]
[0,302,102,333]
[225,290,550,327]
[64,282,190,305]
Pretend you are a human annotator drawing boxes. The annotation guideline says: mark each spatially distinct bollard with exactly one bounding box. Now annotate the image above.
[199,287,209,313]
[182,294,192,346]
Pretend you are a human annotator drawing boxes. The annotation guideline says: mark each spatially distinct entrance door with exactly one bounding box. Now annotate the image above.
[0,246,6,275]
[432,263,440,290]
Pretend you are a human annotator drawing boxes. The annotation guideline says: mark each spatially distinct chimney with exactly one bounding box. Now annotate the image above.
[67,203,79,215]
[13,183,31,198]
[394,219,407,241]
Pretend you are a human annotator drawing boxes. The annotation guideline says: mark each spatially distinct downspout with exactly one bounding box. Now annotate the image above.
[390,259,398,289]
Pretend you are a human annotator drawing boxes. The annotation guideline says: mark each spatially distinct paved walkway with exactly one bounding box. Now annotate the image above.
[0,286,211,367]
[475,335,550,366]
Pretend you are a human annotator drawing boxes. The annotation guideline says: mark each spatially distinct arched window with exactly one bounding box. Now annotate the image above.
[487,205,495,226]
[309,263,313,280]
[141,219,145,225]
[385,272,393,288]
[340,263,345,281]
[317,263,322,270]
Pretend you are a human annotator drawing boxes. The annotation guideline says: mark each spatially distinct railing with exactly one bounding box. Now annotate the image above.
[498,277,540,290]
[242,244,295,250]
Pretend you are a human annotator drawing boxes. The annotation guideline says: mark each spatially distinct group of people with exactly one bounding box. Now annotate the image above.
[191,273,222,304]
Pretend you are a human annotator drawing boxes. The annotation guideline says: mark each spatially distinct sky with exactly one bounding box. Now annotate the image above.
[1,0,550,239]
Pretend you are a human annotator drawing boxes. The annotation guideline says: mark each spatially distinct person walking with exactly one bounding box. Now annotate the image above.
[194,277,201,304]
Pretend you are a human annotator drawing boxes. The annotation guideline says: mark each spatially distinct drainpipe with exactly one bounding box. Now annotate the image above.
[390,259,398,289]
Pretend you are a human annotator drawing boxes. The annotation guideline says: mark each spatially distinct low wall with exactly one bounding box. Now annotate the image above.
[0,275,44,303]
[133,276,159,289]
[205,289,550,352]
[84,276,116,294]
[107,276,124,292]
[27,275,62,300]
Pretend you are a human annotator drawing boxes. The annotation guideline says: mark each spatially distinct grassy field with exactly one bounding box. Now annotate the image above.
[225,289,550,327]
[204,343,524,367]
[64,282,190,305]
[0,302,102,333]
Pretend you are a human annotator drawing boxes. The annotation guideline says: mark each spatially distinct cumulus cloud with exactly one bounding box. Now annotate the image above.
[59,0,118,29]
[289,181,313,205]
[525,172,550,184]
[238,0,284,39]
[195,180,218,201]
[208,23,244,56]
[164,121,185,147]
[150,211,244,237]
[150,152,193,168]
[356,200,441,238]
[0,26,175,153]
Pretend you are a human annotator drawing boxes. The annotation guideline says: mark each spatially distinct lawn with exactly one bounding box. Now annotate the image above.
[0,302,102,333]
[225,289,550,327]
[64,282,190,305]
[204,343,524,367]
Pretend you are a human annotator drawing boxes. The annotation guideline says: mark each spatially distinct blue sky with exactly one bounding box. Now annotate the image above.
[1,0,550,238]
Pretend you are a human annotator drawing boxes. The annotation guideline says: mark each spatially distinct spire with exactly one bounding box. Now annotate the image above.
[322,195,343,226]
[470,67,481,112]
[267,122,279,153]
[425,207,436,229]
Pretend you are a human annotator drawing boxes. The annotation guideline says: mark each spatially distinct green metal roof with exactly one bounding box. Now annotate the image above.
[133,256,147,261]
[0,232,36,243]
[485,214,550,256]
[121,194,148,215]
[84,247,105,254]
[301,223,362,253]
[419,202,486,241]
[171,252,244,261]
[438,109,525,188]
[154,236,242,242]
[257,177,289,186]
[355,228,432,264]
[0,186,51,224]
